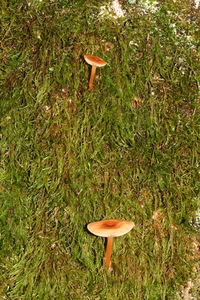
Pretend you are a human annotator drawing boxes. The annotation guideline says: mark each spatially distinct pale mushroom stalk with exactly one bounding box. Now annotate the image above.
[105,236,113,269]
[89,65,97,90]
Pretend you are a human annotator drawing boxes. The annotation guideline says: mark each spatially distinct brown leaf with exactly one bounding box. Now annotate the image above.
[131,96,144,108]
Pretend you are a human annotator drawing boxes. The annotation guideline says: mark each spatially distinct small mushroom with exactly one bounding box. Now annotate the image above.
[84,55,107,90]
[87,219,134,270]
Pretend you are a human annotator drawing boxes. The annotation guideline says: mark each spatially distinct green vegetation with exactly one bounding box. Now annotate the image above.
[1,0,199,299]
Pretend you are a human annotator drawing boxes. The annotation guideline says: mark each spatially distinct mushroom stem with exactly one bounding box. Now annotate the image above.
[89,65,97,90]
[105,237,113,269]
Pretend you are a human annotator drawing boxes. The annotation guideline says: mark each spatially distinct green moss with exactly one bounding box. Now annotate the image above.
[1,1,199,299]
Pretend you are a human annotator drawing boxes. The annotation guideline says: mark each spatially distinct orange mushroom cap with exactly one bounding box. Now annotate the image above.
[84,55,107,67]
[87,219,135,238]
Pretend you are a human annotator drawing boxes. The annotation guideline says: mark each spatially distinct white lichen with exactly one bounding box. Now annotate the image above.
[141,0,159,13]
[111,0,125,17]
[127,0,159,13]
[99,0,126,20]
[194,0,200,8]
[190,208,200,232]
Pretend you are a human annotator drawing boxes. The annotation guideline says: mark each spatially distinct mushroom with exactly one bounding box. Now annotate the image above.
[84,55,107,90]
[87,219,134,270]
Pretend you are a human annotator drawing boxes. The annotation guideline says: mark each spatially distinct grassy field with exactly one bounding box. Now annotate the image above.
[1,0,200,299]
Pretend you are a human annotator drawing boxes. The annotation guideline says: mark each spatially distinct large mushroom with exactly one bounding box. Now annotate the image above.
[84,55,107,90]
[87,219,134,270]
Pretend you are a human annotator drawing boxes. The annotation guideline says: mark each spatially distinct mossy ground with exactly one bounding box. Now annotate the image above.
[1,0,200,299]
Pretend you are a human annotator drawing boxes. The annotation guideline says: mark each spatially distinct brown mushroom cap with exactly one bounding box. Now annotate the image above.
[87,219,135,237]
[84,55,107,67]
